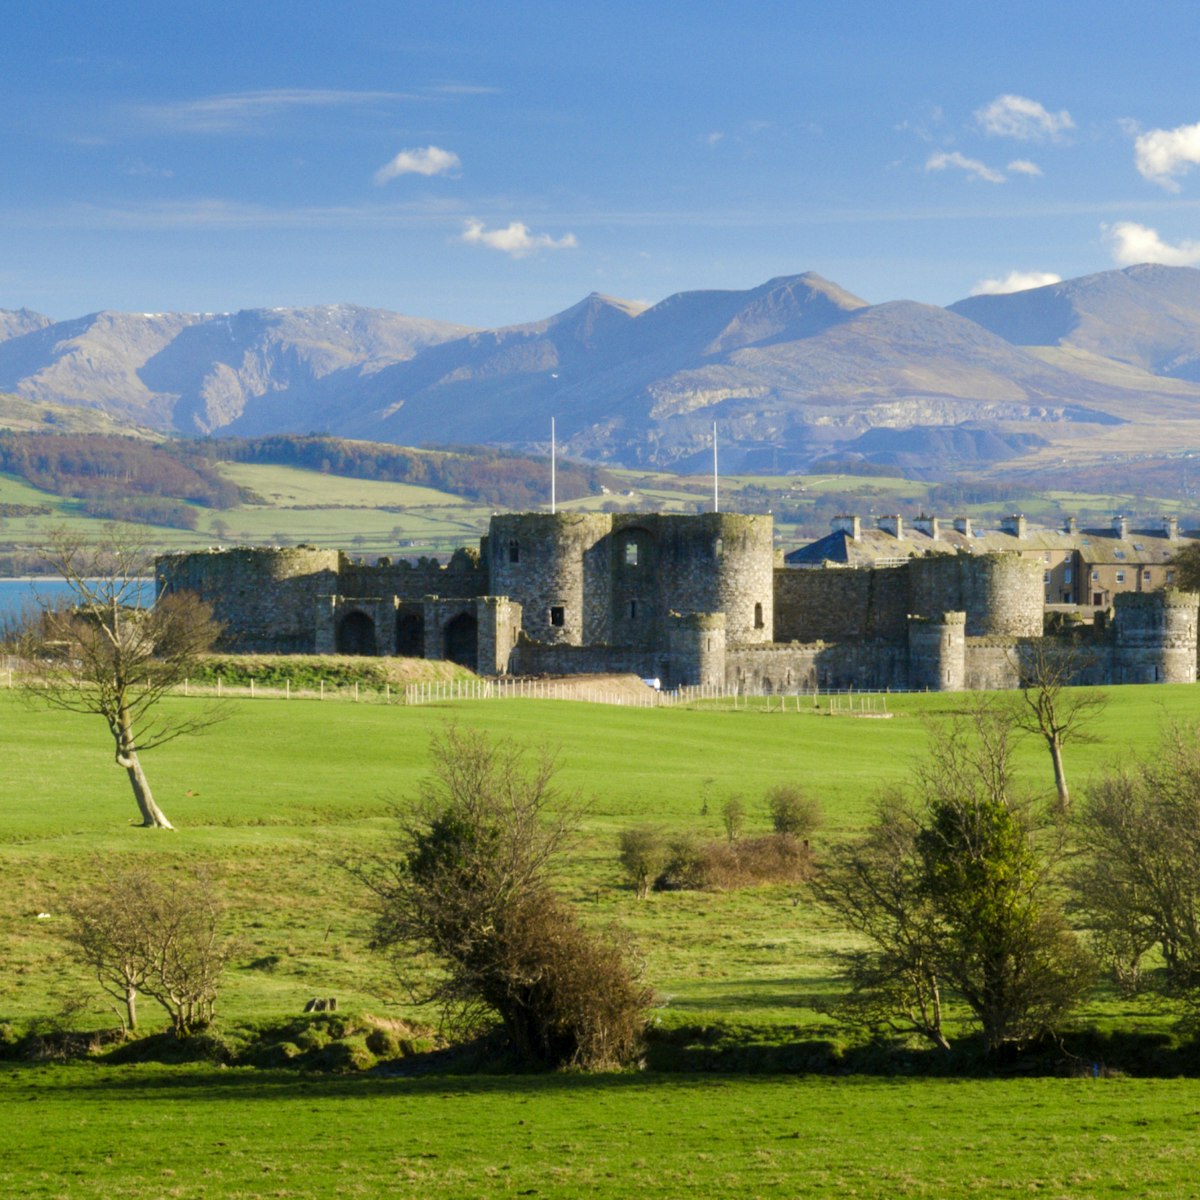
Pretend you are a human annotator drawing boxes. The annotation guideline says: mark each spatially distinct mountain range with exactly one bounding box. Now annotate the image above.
[5,264,1200,476]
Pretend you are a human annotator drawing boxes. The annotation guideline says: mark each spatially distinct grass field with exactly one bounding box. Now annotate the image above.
[4,683,1200,1196]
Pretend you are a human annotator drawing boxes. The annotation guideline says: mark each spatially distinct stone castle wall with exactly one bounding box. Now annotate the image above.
[156,521,1198,693]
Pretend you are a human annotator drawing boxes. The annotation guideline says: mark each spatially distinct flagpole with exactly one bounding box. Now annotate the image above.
[713,421,719,514]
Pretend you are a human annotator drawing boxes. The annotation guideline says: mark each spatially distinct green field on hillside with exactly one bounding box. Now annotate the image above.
[4,684,1200,1196]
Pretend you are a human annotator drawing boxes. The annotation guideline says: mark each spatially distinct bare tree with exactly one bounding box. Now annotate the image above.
[1011,641,1107,811]
[21,526,224,829]
[62,861,232,1036]
[356,725,651,1068]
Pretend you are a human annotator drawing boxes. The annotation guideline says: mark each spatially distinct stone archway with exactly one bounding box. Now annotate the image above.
[396,612,425,658]
[337,610,377,656]
[443,612,478,668]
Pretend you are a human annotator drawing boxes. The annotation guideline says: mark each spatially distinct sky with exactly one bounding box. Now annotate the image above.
[5,1,1200,328]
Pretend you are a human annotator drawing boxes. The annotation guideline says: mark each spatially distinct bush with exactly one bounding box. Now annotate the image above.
[766,785,822,840]
[357,725,652,1069]
[617,827,669,898]
[655,833,815,891]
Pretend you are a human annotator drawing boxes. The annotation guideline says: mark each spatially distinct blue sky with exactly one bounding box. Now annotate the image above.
[5,1,1200,327]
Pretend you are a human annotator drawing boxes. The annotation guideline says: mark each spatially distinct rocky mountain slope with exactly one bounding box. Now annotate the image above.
[5,266,1200,475]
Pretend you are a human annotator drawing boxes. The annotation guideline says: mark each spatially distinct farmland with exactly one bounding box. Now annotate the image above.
[3,682,1200,1195]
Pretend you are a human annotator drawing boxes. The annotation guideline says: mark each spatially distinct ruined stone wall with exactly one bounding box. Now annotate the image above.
[509,639,656,679]
[726,641,911,693]
[157,547,340,653]
[962,640,1023,691]
[773,565,910,642]
[477,597,523,676]
[338,547,488,603]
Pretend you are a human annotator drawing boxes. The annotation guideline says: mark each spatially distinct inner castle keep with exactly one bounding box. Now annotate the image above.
[156,511,1199,692]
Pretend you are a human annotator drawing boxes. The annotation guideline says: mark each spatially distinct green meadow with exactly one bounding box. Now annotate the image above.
[4,683,1200,1196]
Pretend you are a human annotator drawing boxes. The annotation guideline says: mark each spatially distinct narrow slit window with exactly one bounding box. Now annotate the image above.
[754,602,764,629]
[508,540,520,564]
[550,605,565,627]
[629,601,637,619]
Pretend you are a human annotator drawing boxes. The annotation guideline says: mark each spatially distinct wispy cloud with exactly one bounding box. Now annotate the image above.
[429,82,500,96]
[461,219,578,257]
[970,270,1061,296]
[1104,220,1200,266]
[926,150,1006,184]
[1007,159,1043,177]
[374,145,461,185]
[974,94,1074,141]
[136,88,417,133]
[123,158,174,179]
[1134,121,1200,192]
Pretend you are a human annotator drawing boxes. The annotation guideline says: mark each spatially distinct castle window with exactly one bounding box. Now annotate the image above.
[625,542,639,567]
[550,605,565,627]
[508,540,520,564]
[629,600,637,620]
[1044,571,1050,584]
[754,602,764,629]
[714,536,724,559]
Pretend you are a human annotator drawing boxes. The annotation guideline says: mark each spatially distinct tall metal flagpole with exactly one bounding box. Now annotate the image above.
[713,421,719,513]
[551,417,557,514]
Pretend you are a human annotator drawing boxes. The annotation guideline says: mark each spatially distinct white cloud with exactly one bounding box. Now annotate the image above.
[705,131,725,147]
[1104,221,1200,266]
[137,89,416,133]
[970,270,1062,296]
[974,94,1074,141]
[925,150,1005,184]
[1007,159,1042,177]
[374,146,461,184]
[1133,121,1200,191]
[461,219,578,257]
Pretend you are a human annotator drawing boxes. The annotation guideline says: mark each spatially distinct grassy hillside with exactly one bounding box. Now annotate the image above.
[4,684,1200,1196]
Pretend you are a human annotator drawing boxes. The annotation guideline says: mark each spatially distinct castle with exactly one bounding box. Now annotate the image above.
[156,511,1200,692]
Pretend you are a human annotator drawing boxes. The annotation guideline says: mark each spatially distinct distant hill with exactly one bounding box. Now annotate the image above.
[5,267,1200,475]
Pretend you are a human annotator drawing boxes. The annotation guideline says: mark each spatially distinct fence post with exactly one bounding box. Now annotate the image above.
[286,679,290,701]
[217,676,222,697]
[250,678,255,699]
[320,680,324,700]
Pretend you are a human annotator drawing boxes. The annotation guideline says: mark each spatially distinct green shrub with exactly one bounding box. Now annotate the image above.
[617,827,669,899]
[766,785,822,840]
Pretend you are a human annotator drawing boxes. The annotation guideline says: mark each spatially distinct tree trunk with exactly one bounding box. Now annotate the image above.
[1049,739,1069,810]
[117,749,174,829]
[126,983,138,1032]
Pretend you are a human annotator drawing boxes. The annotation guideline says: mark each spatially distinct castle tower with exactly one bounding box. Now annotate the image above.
[1112,590,1199,683]
[157,547,340,653]
[907,611,966,691]
[666,612,726,688]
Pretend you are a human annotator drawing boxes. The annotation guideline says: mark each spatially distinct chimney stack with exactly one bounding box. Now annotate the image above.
[1163,515,1179,541]
[953,516,973,537]
[913,514,940,540]
[877,515,903,538]
[1000,514,1027,539]
[1112,515,1129,540]
[831,514,861,540]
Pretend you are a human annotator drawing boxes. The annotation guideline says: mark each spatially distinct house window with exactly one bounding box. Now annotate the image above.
[550,606,564,627]
[1091,570,1099,581]
[1116,571,1126,584]
[508,540,520,564]
[1143,570,1152,581]
[1043,571,1050,584]
[625,542,639,567]
[1063,567,1072,583]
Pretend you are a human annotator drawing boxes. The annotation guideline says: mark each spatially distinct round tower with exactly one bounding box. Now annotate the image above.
[1113,590,1199,683]
[486,513,611,644]
[666,611,726,688]
[156,546,340,653]
[907,611,966,691]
